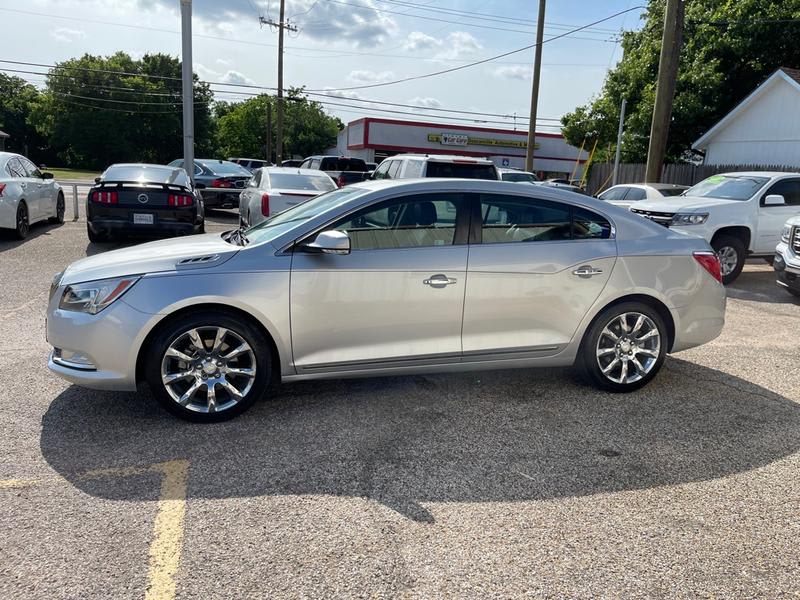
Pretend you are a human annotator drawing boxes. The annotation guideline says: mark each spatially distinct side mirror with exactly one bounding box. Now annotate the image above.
[195,183,206,189]
[764,194,786,206]
[94,177,101,183]
[41,172,54,179]
[302,230,350,255]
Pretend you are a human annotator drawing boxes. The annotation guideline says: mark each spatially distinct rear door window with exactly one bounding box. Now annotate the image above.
[6,158,26,178]
[387,161,402,179]
[598,186,629,201]
[624,187,647,201]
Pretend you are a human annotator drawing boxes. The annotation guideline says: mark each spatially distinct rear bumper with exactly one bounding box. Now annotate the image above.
[200,189,241,207]
[670,279,726,352]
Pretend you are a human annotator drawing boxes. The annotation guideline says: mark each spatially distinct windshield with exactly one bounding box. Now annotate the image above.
[502,172,539,183]
[102,165,190,187]
[426,162,498,180]
[684,175,769,200]
[244,187,367,245]
[267,173,337,192]
[203,161,251,176]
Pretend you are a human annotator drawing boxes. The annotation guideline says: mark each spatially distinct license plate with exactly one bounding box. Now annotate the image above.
[133,213,154,225]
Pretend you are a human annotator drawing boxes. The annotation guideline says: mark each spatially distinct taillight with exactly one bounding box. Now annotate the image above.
[336,175,346,188]
[90,190,118,204]
[0,183,5,196]
[168,194,194,207]
[261,193,270,216]
[211,178,231,188]
[693,251,722,284]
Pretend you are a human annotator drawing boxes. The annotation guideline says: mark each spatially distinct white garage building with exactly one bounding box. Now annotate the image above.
[693,67,800,166]
[332,117,588,179]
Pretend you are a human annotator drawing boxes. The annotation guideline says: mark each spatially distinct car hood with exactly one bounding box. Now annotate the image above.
[60,233,239,285]
[633,195,741,213]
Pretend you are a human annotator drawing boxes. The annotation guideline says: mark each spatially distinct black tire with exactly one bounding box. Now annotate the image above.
[785,287,800,298]
[14,202,29,239]
[49,193,65,224]
[578,302,668,393]
[711,234,746,285]
[144,310,272,422]
[87,223,109,243]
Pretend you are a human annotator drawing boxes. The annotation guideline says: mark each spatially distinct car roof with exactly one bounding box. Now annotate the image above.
[229,157,265,162]
[260,167,333,176]
[106,162,182,172]
[389,154,494,164]
[711,171,795,178]
[498,167,534,174]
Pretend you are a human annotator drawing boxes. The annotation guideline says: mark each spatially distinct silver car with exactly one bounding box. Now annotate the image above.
[46,179,726,422]
[0,152,65,238]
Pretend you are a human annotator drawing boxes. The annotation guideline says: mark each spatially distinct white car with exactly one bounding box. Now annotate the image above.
[370,154,500,181]
[631,172,800,284]
[598,183,688,209]
[775,215,800,297]
[0,152,65,239]
[498,168,539,184]
[238,167,337,227]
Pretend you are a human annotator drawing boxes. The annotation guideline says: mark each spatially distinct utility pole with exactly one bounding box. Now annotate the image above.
[612,98,626,186]
[261,2,297,165]
[265,99,272,164]
[525,0,546,172]
[645,0,684,183]
[180,0,194,185]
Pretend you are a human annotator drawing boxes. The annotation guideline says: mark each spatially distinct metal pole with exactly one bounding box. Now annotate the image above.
[180,0,194,186]
[612,98,627,186]
[525,0,546,172]
[275,0,286,164]
[266,98,272,164]
[645,0,684,183]
[72,184,78,220]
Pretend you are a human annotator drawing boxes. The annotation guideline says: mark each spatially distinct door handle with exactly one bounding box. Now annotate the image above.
[572,266,604,278]
[423,274,457,287]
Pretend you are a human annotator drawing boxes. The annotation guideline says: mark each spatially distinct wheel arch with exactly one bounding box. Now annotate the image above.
[135,302,282,387]
[581,293,676,353]
[711,226,751,250]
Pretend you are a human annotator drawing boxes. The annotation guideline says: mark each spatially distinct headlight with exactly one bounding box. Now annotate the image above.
[59,276,140,314]
[781,224,792,243]
[670,213,708,226]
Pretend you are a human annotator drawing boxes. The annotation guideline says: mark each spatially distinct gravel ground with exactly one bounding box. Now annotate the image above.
[1,211,799,599]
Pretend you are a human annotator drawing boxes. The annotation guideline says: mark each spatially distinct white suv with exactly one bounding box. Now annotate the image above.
[775,216,800,297]
[631,172,800,284]
[370,154,500,181]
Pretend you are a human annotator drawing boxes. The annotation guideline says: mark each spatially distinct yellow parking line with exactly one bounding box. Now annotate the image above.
[2,460,191,600]
[144,460,190,600]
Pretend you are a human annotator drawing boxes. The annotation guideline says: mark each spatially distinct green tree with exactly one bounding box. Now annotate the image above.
[216,89,341,162]
[0,74,45,158]
[31,52,216,169]
[561,0,800,163]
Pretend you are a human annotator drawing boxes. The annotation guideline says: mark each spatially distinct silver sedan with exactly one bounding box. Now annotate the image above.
[46,179,726,422]
[0,152,65,238]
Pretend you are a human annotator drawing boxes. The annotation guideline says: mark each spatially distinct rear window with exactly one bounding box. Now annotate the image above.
[659,188,686,197]
[102,165,190,187]
[501,171,539,183]
[426,161,498,180]
[266,173,337,192]
[320,157,368,172]
[204,161,251,176]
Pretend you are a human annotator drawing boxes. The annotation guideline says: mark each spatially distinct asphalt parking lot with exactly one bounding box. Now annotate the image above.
[2,209,800,599]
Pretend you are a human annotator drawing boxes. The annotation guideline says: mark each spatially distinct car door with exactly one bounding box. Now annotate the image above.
[241,169,262,224]
[462,193,617,357]
[289,192,469,372]
[756,178,800,252]
[20,158,49,220]
[6,157,39,218]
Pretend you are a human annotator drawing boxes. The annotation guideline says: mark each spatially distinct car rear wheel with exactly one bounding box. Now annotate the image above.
[145,311,271,422]
[711,235,745,284]
[14,203,29,239]
[86,223,110,243]
[49,193,65,224]
[578,302,667,393]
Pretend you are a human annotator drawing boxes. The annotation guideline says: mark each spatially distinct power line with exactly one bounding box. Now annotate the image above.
[304,5,644,92]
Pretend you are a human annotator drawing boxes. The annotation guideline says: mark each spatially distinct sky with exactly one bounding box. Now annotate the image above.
[0,0,646,133]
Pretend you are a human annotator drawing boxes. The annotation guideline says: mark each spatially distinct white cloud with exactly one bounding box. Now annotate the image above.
[221,70,256,86]
[347,70,395,84]
[50,27,86,43]
[409,97,443,109]
[493,65,532,81]
[402,31,482,60]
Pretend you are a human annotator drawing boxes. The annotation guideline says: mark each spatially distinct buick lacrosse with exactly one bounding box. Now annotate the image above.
[47,179,726,422]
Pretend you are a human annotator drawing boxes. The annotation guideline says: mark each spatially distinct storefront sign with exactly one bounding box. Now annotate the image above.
[428,133,537,150]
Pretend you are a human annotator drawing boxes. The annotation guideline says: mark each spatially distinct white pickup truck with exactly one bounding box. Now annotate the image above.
[630,172,800,284]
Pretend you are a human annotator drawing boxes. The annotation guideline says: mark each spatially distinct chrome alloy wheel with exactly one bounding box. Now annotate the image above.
[595,312,661,385]
[716,246,738,277]
[161,326,256,413]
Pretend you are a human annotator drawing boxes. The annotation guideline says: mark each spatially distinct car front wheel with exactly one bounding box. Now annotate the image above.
[578,302,667,392]
[711,234,745,284]
[145,311,271,422]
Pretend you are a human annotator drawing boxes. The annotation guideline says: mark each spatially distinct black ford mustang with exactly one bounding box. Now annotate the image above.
[87,163,205,243]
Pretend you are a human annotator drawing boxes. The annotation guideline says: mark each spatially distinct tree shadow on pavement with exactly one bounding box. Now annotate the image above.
[40,358,800,523]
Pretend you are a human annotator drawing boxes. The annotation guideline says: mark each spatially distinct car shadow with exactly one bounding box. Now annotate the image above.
[40,358,800,522]
[727,267,798,304]
[0,221,64,254]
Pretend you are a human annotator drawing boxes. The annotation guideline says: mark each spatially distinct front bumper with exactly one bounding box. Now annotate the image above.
[46,298,155,391]
[774,243,800,292]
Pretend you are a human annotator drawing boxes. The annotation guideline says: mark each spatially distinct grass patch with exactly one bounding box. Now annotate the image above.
[45,167,101,181]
